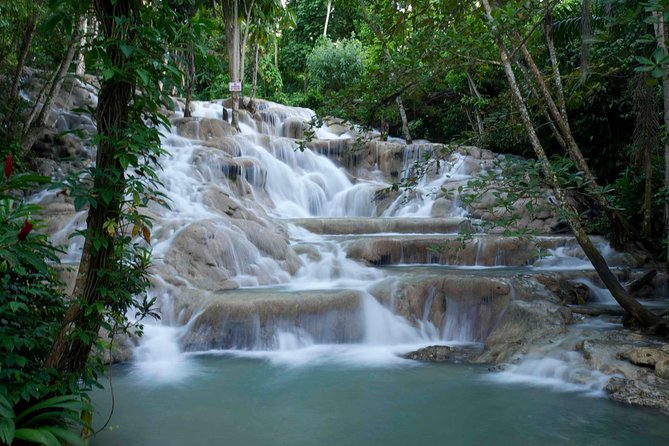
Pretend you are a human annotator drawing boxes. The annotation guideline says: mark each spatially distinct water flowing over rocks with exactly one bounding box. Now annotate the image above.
[29,79,669,415]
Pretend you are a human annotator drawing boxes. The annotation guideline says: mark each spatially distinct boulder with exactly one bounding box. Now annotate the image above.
[172,117,238,140]
[606,375,669,411]
[618,347,669,368]
[477,299,572,364]
[403,345,482,363]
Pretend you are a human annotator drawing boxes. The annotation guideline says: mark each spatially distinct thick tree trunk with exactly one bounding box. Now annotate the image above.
[239,0,255,89]
[480,0,664,331]
[222,0,240,130]
[46,0,135,375]
[324,0,332,38]
[75,17,88,76]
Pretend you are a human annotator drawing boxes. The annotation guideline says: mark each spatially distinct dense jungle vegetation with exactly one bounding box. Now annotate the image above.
[1,0,668,444]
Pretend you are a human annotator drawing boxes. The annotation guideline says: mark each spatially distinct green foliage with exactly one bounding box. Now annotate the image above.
[258,56,287,103]
[307,37,365,92]
[0,165,68,405]
[0,392,89,446]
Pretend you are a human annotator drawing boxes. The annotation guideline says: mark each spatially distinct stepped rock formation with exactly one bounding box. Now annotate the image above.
[26,75,669,412]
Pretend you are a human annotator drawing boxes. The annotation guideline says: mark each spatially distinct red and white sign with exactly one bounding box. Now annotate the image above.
[229,81,242,92]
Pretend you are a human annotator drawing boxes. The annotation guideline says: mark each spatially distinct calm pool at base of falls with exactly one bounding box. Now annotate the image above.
[91,355,669,446]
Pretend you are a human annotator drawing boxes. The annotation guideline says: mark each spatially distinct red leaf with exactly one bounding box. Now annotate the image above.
[4,153,12,179]
[17,219,33,241]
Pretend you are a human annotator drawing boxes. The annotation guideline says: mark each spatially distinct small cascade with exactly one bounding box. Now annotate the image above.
[572,278,617,304]
[487,320,617,394]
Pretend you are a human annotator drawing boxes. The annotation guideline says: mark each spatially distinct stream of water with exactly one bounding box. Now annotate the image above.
[42,97,666,443]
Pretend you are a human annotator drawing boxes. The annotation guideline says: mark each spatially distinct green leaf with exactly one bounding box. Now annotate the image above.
[103,68,115,80]
[42,426,87,446]
[120,44,134,58]
[14,428,60,446]
[100,189,114,206]
[0,418,15,445]
[136,68,150,85]
[16,395,86,424]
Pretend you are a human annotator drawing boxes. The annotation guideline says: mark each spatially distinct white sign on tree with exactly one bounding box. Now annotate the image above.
[229,81,242,92]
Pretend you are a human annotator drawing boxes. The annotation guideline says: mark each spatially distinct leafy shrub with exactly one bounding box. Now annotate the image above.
[0,156,69,406]
[307,37,365,92]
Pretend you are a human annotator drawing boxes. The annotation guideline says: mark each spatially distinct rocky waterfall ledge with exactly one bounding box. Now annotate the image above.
[24,75,669,414]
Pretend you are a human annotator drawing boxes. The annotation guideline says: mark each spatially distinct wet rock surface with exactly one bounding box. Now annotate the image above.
[403,345,482,363]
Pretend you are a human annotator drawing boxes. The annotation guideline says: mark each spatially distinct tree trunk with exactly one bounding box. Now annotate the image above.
[9,8,38,102]
[21,24,81,152]
[249,41,259,112]
[396,95,412,144]
[274,38,278,67]
[184,38,195,118]
[324,0,332,38]
[33,19,81,130]
[222,0,240,130]
[513,30,636,246]
[239,0,255,90]
[480,0,664,331]
[75,17,88,76]
[514,59,566,150]
[580,0,592,82]
[47,0,136,374]
[465,70,484,144]
[543,0,568,121]
[653,11,669,264]
[633,74,658,239]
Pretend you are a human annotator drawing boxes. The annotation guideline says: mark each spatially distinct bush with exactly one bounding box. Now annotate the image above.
[0,155,70,406]
[307,37,365,93]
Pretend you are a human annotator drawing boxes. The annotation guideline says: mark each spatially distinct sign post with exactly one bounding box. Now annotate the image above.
[229,81,242,92]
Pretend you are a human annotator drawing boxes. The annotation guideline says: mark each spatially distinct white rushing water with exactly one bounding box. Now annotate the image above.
[47,97,632,393]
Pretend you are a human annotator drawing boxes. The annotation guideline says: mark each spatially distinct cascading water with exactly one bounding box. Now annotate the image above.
[45,95,641,391]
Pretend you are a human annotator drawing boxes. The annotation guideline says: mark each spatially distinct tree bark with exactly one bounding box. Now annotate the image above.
[514,59,566,150]
[479,0,664,331]
[249,41,259,112]
[184,39,195,118]
[75,17,88,76]
[543,0,568,121]
[324,0,332,38]
[46,0,136,375]
[465,70,484,144]
[239,0,255,89]
[222,0,241,130]
[396,95,412,144]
